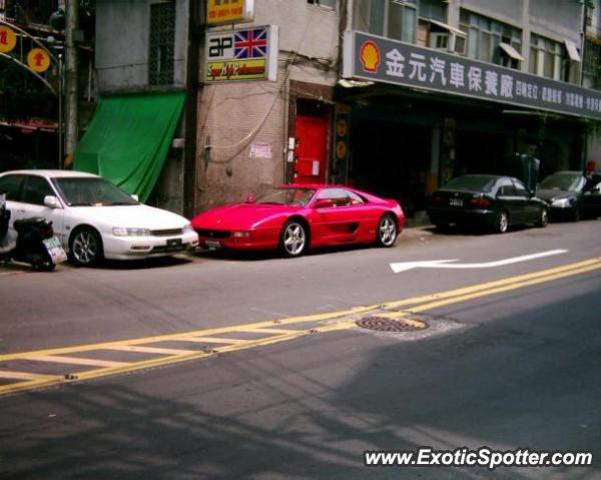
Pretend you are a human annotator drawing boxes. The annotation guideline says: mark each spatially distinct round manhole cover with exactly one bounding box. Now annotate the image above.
[356,316,428,332]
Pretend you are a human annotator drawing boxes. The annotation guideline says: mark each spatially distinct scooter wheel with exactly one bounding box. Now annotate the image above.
[36,261,56,272]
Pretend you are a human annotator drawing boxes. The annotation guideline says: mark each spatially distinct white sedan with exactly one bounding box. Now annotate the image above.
[0,170,199,266]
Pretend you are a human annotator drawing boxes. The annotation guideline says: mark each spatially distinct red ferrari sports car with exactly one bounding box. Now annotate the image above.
[191,185,405,257]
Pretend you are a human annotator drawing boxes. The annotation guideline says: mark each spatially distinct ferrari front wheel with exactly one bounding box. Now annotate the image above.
[280,220,307,257]
[376,214,398,247]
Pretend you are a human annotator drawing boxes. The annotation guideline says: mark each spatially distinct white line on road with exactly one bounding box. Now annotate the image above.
[390,249,568,273]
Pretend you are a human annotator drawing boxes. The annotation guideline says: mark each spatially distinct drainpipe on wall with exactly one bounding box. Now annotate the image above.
[580,1,587,87]
[184,0,201,218]
[65,0,79,162]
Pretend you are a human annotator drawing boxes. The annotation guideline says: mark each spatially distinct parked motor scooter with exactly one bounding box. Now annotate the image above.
[0,194,67,271]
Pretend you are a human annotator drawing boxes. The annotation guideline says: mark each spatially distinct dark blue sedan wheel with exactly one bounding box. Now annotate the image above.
[495,211,509,234]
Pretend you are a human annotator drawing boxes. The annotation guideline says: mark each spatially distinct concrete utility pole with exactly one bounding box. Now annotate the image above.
[65,0,79,162]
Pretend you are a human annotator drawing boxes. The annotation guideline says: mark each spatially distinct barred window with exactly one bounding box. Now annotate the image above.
[149,1,175,86]
[584,38,601,80]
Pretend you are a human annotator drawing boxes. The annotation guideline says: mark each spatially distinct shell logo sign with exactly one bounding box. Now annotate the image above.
[359,40,380,73]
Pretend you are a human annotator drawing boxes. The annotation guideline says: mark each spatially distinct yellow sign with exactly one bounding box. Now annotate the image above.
[336,118,348,138]
[336,141,347,160]
[207,0,253,26]
[0,25,17,54]
[27,48,51,73]
[206,58,266,82]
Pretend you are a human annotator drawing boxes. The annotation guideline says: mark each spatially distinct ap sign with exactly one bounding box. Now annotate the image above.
[204,25,278,83]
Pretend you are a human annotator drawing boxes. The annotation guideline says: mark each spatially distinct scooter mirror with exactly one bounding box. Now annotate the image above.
[44,195,62,209]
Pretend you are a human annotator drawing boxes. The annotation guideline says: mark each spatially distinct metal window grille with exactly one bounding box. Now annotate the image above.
[149,1,175,86]
[584,39,601,79]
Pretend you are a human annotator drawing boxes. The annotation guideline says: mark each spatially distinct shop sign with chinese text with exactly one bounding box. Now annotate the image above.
[207,0,254,26]
[205,25,278,83]
[343,31,601,121]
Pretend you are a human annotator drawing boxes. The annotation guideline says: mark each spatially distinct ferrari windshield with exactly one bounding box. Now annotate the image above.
[254,187,315,206]
[52,177,138,207]
[539,173,583,191]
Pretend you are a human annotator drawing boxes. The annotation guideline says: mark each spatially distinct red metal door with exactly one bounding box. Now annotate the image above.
[294,115,328,184]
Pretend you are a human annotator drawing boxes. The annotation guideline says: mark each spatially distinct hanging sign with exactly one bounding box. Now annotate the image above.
[0,24,16,53]
[205,25,278,82]
[207,0,254,26]
[27,48,51,73]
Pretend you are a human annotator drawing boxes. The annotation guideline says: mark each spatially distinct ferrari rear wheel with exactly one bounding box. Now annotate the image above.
[377,214,397,247]
[280,220,307,257]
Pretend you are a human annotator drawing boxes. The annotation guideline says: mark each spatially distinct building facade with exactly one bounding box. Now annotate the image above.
[48,0,601,218]
[87,0,195,214]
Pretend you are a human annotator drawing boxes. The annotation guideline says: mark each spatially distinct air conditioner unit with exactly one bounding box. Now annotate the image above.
[429,32,466,55]
[429,32,449,51]
[453,35,467,55]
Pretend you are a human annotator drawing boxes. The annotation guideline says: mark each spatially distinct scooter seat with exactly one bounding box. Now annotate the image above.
[13,217,51,230]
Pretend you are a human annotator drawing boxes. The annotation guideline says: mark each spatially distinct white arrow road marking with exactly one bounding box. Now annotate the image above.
[390,249,568,273]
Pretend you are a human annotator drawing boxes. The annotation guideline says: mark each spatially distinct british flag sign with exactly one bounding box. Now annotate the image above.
[205,25,278,83]
[234,28,268,59]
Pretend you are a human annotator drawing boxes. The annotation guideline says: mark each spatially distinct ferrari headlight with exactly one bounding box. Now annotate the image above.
[233,231,251,238]
[113,227,151,236]
[551,198,572,208]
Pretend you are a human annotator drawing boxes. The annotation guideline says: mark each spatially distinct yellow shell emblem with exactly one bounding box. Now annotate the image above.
[359,41,380,73]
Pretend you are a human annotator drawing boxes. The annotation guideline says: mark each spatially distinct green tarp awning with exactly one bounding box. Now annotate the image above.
[74,91,185,202]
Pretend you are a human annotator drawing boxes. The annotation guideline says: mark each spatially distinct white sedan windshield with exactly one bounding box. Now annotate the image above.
[52,178,138,207]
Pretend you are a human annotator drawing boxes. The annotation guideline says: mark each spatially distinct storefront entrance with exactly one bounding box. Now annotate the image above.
[348,115,432,217]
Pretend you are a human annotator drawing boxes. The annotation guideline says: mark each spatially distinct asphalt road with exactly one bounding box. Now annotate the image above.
[0,220,600,479]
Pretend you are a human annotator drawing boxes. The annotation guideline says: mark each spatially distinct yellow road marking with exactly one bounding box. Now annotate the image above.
[384,257,601,310]
[0,378,62,396]
[0,371,59,381]
[23,355,128,368]
[173,336,250,344]
[104,345,199,356]
[0,257,599,396]
[405,262,601,314]
[236,327,301,334]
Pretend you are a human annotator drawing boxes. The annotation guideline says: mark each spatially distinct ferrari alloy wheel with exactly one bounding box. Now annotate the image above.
[495,211,509,234]
[536,208,549,228]
[377,215,397,247]
[70,227,103,266]
[281,221,307,257]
